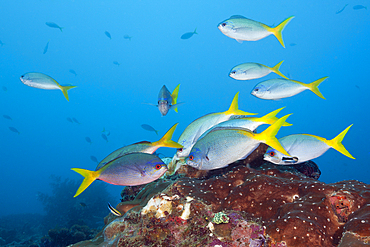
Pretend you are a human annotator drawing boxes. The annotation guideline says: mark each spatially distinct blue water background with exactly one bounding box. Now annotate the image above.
[0,0,369,217]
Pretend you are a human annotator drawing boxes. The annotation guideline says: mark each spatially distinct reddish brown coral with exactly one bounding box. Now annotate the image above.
[71,146,370,247]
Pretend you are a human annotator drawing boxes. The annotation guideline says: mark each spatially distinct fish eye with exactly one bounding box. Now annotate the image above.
[189,155,194,161]
[269,151,275,157]
[254,88,259,92]
[222,23,226,27]
[231,71,236,74]
[178,148,183,152]
[155,164,162,169]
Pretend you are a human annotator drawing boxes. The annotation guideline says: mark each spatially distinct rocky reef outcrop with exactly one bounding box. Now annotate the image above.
[71,145,370,247]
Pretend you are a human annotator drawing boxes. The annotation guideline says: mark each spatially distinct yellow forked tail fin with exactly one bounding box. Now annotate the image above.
[255,114,292,156]
[264,16,295,48]
[224,92,257,116]
[71,168,100,197]
[269,60,289,79]
[306,77,328,99]
[152,123,183,149]
[327,125,355,159]
[171,84,181,112]
[60,85,77,101]
[257,107,292,126]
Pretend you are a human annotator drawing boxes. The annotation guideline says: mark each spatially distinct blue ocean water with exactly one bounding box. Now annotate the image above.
[0,0,368,219]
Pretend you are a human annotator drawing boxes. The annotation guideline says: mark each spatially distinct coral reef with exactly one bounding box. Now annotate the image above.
[71,145,370,247]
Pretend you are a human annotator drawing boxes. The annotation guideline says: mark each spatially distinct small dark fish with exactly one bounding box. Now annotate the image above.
[181,28,198,39]
[69,69,77,76]
[294,161,321,180]
[90,156,98,163]
[108,202,121,216]
[0,40,4,46]
[101,133,108,142]
[123,35,132,41]
[102,128,111,136]
[45,22,63,32]
[355,85,360,89]
[9,127,20,134]
[105,31,112,39]
[141,124,159,135]
[353,5,367,10]
[85,137,92,144]
[72,117,80,124]
[113,61,120,66]
[2,86,7,91]
[66,117,73,123]
[289,43,297,46]
[43,41,49,54]
[3,115,12,120]
[336,4,348,14]
[80,202,87,207]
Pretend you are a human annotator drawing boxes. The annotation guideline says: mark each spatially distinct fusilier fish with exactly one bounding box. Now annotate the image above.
[85,137,92,144]
[105,31,112,39]
[229,61,288,80]
[9,127,20,134]
[102,133,108,142]
[69,69,77,76]
[45,22,63,32]
[43,41,49,54]
[264,125,355,165]
[181,28,198,39]
[20,72,77,101]
[72,117,80,124]
[156,84,181,116]
[176,92,257,159]
[217,15,294,47]
[353,5,367,10]
[251,77,328,100]
[124,35,132,41]
[141,124,159,135]
[186,115,291,170]
[336,4,348,14]
[90,156,99,163]
[198,107,291,140]
[96,123,182,170]
[3,115,12,120]
[72,153,168,197]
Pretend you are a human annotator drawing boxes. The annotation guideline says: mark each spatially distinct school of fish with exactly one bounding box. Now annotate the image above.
[12,14,356,197]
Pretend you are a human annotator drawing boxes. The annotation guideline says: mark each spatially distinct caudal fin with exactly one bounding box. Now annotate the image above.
[257,107,292,126]
[255,114,292,156]
[61,85,77,101]
[193,28,198,35]
[270,61,289,79]
[171,84,181,113]
[152,123,183,149]
[265,16,294,48]
[71,168,100,197]
[224,92,258,116]
[327,125,355,159]
[307,77,328,99]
